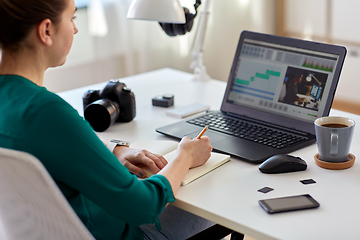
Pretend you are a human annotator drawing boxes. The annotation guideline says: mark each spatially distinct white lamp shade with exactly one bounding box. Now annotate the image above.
[127,0,186,24]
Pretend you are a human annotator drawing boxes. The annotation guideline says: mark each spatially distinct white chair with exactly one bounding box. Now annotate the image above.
[0,147,95,240]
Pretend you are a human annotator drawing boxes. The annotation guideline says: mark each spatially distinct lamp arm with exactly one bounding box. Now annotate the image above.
[190,0,211,82]
[194,0,210,54]
[193,0,202,17]
[311,74,321,85]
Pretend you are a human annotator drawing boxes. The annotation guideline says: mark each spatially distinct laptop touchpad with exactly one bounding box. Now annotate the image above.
[186,131,228,145]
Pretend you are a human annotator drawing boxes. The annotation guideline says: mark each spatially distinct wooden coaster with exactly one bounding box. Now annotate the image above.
[314,153,355,170]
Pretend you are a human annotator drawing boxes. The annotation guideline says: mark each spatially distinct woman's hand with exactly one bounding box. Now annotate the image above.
[113,147,168,178]
[157,136,213,195]
[177,136,213,168]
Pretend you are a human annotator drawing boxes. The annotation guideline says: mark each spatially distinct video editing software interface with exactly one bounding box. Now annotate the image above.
[227,39,340,123]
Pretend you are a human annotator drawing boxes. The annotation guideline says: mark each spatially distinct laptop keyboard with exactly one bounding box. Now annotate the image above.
[187,113,308,149]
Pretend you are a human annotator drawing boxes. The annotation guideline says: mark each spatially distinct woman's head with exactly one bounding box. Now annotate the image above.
[0,0,69,52]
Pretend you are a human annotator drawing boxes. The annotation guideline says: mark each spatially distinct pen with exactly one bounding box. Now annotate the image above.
[196,126,208,139]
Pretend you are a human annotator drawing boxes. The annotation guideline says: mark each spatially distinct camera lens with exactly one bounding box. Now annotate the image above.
[84,99,120,132]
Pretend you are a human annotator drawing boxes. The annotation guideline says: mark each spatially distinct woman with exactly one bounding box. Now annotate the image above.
[0,0,213,239]
[283,74,305,105]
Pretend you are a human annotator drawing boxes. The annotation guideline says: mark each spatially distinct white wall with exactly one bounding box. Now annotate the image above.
[43,0,277,92]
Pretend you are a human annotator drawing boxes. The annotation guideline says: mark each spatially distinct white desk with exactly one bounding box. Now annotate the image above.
[58,68,360,240]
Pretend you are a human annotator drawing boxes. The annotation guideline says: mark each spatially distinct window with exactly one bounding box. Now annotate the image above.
[75,0,88,9]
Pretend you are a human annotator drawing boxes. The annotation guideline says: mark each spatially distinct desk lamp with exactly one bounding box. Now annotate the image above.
[127,0,211,82]
[127,0,186,23]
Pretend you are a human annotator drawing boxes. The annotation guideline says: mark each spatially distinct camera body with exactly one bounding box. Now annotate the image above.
[82,80,136,132]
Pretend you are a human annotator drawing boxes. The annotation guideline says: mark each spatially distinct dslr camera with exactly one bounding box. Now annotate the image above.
[82,80,136,132]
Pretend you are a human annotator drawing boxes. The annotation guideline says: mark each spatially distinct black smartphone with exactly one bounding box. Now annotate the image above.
[259,194,320,214]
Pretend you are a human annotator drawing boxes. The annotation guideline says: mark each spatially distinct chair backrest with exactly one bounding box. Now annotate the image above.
[0,147,95,240]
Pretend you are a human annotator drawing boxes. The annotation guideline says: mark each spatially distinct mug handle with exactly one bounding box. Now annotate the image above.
[330,132,338,155]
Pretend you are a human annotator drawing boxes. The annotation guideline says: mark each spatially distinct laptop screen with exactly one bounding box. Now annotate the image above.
[225,38,341,124]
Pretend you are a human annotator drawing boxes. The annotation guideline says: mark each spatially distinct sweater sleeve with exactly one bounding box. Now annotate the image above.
[23,92,175,226]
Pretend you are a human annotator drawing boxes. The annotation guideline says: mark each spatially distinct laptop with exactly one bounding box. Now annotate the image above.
[156,31,347,163]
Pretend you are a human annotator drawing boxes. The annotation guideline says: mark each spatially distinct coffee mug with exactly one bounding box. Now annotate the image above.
[314,116,355,163]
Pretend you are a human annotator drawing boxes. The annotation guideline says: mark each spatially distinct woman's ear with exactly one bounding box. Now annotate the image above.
[37,19,53,46]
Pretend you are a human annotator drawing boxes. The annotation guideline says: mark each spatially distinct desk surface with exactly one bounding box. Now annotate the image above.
[58,68,360,240]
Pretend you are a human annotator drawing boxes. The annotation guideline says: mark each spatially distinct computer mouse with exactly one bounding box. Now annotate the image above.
[258,154,307,174]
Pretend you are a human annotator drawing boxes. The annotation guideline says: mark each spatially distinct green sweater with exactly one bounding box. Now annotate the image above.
[0,75,175,240]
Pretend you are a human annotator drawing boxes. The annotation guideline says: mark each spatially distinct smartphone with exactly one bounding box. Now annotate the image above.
[259,194,320,214]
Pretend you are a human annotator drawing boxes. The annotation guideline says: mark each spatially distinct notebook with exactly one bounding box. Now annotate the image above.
[131,140,230,185]
[156,31,347,163]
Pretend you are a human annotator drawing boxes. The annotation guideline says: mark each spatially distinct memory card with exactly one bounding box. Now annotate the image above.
[258,187,274,193]
[300,179,316,185]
